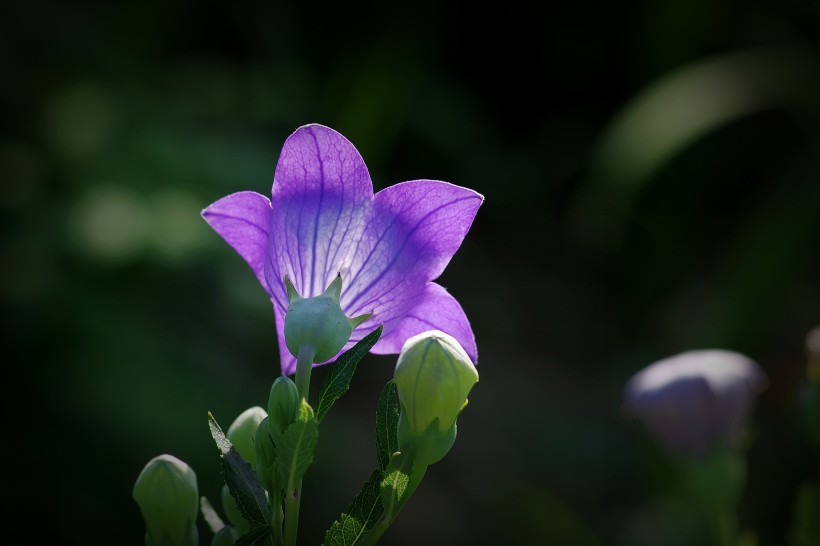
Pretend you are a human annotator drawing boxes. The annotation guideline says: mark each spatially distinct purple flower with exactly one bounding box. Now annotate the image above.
[624,350,767,459]
[202,124,482,375]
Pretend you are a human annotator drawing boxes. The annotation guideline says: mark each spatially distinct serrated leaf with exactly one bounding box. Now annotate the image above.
[200,495,225,534]
[375,381,399,470]
[209,412,272,528]
[316,325,383,422]
[379,451,413,517]
[275,399,319,488]
[234,525,273,546]
[323,469,385,546]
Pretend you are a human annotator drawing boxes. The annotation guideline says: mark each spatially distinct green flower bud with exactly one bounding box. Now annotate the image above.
[221,484,250,535]
[283,275,370,362]
[268,376,299,435]
[394,330,478,465]
[226,406,267,468]
[210,526,239,546]
[397,411,457,466]
[133,454,199,546]
[254,417,277,493]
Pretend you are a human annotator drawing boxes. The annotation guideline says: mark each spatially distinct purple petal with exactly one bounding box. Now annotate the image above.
[273,303,297,375]
[340,180,483,342]
[264,124,373,310]
[202,191,272,290]
[372,282,477,363]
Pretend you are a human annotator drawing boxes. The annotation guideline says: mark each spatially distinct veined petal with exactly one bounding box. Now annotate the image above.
[202,191,272,290]
[372,282,478,363]
[340,180,483,340]
[264,124,372,310]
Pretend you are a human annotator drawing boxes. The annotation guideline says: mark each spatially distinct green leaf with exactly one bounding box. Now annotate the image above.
[375,381,399,470]
[209,412,272,528]
[316,325,383,422]
[234,525,273,546]
[275,399,319,488]
[200,495,225,534]
[323,469,385,546]
[379,451,413,517]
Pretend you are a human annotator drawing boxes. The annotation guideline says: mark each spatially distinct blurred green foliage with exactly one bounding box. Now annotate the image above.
[2,1,819,544]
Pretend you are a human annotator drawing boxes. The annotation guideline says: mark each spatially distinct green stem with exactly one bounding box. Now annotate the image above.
[294,344,316,402]
[283,344,315,546]
[271,474,284,546]
[283,477,302,546]
[360,462,428,546]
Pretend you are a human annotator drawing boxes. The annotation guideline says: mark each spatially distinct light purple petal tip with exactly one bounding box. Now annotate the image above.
[264,124,373,310]
[373,282,478,363]
[202,191,272,291]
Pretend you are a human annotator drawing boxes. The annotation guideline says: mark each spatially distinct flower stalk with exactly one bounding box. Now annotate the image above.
[294,344,316,403]
[277,345,317,546]
[283,478,302,546]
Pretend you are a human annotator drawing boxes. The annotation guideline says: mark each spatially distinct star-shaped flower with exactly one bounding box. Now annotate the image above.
[203,124,482,374]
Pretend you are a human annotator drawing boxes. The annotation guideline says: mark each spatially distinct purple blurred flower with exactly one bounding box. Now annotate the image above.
[625,350,767,459]
[202,124,482,374]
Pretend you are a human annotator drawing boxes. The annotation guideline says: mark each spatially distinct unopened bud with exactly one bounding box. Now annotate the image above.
[226,406,267,468]
[254,417,277,493]
[268,376,299,435]
[283,275,370,363]
[394,330,478,465]
[133,454,199,546]
[624,349,767,459]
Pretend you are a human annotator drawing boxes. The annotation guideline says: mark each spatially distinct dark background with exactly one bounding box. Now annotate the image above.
[3,1,820,544]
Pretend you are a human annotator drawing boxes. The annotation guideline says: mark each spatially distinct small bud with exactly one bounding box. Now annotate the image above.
[226,406,267,469]
[133,454,199,546]
[394,330,478,465]
[268,376,300,435]
[254,417,277,493]
[221,484,250,535]
[624,349,767,459]
[284,275,371,363]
